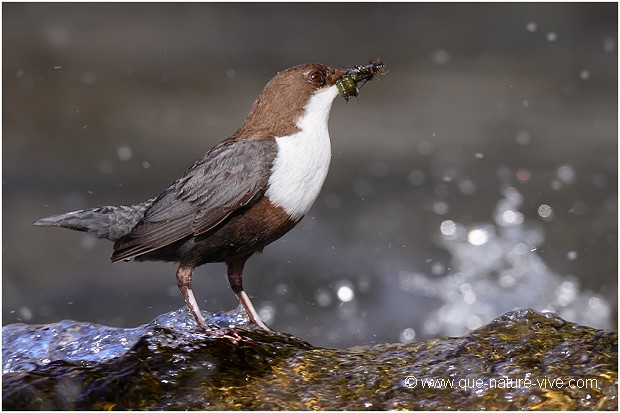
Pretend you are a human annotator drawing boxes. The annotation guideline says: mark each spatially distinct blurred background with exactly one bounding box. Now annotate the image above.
[3,3,617,348]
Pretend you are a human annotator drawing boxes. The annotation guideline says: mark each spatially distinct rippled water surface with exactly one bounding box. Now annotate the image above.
[3,310,616,410]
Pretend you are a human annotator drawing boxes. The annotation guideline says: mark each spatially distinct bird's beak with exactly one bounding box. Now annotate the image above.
[336,59,386,101]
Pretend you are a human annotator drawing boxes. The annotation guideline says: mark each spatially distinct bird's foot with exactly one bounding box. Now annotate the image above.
[201,324,245,345]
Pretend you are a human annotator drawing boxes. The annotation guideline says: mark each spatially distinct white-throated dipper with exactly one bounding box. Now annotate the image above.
[34,60,385,331]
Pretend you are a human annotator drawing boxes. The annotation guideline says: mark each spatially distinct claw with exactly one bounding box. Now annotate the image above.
[214,328,244,345]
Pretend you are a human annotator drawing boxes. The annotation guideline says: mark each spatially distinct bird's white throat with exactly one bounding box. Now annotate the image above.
[266,85,338,220]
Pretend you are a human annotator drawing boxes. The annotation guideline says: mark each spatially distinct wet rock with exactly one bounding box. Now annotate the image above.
[2,309,617,410]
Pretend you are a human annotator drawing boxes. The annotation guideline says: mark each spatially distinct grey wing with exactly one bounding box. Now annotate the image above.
[111,139,276,262]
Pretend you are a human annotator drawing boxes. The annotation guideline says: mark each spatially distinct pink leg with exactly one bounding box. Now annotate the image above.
[176,265,208,329]
[227,258,270,331]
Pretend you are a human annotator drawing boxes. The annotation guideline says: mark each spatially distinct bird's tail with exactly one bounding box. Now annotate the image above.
[33,200,154,242]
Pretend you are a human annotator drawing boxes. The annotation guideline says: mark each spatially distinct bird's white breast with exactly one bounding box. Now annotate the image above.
[266,85,339,221]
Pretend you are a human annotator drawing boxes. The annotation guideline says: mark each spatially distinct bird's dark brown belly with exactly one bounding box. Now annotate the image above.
[135,196,298,266]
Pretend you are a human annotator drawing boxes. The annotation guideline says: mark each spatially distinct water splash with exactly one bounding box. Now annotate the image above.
[2,306,251,374]
[419,185,611,337]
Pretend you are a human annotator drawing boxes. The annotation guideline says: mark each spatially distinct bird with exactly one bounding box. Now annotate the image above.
[33,61,384,331]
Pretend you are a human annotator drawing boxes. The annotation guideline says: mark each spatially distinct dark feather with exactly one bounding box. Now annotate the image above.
[33,201,154,242]
[111,139,277,262]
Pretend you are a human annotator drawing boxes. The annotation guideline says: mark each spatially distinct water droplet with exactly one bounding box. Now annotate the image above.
[557,165,575,184]
[258,303,275,324]
[516,168,531,182]
[117,145,133,162]
[440,220,456,236]
[408,170,426,186]
[18,307,33,321]
[566,251,578,261]
[537,204,554,221]
[399,327,416,343]
[336,282,355,302]
[431,49,450,65]
[550,179,562,191]
[468,228,489,246]
[499,272,516,288]
[579,70,590,80]
[431,262,445,276]
[441,167,457,182]
[460,283,476,305]
[433,201,449,215]
[515,130,531,145]
[546,32,557,42]
[526,22,537,32]
[315,289,332,307]
[226,68,236,79]
[498,209,524,226]
[588,296,602,310]
[556,281,577,306]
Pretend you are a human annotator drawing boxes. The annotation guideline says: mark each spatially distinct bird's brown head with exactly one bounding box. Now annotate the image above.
[234,63,346,138]
[233,61,385,139]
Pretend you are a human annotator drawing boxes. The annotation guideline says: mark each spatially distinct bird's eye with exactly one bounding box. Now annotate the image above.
[308,70,326,86]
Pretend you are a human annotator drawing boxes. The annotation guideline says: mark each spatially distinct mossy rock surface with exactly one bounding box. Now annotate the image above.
[2,309,617,410]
